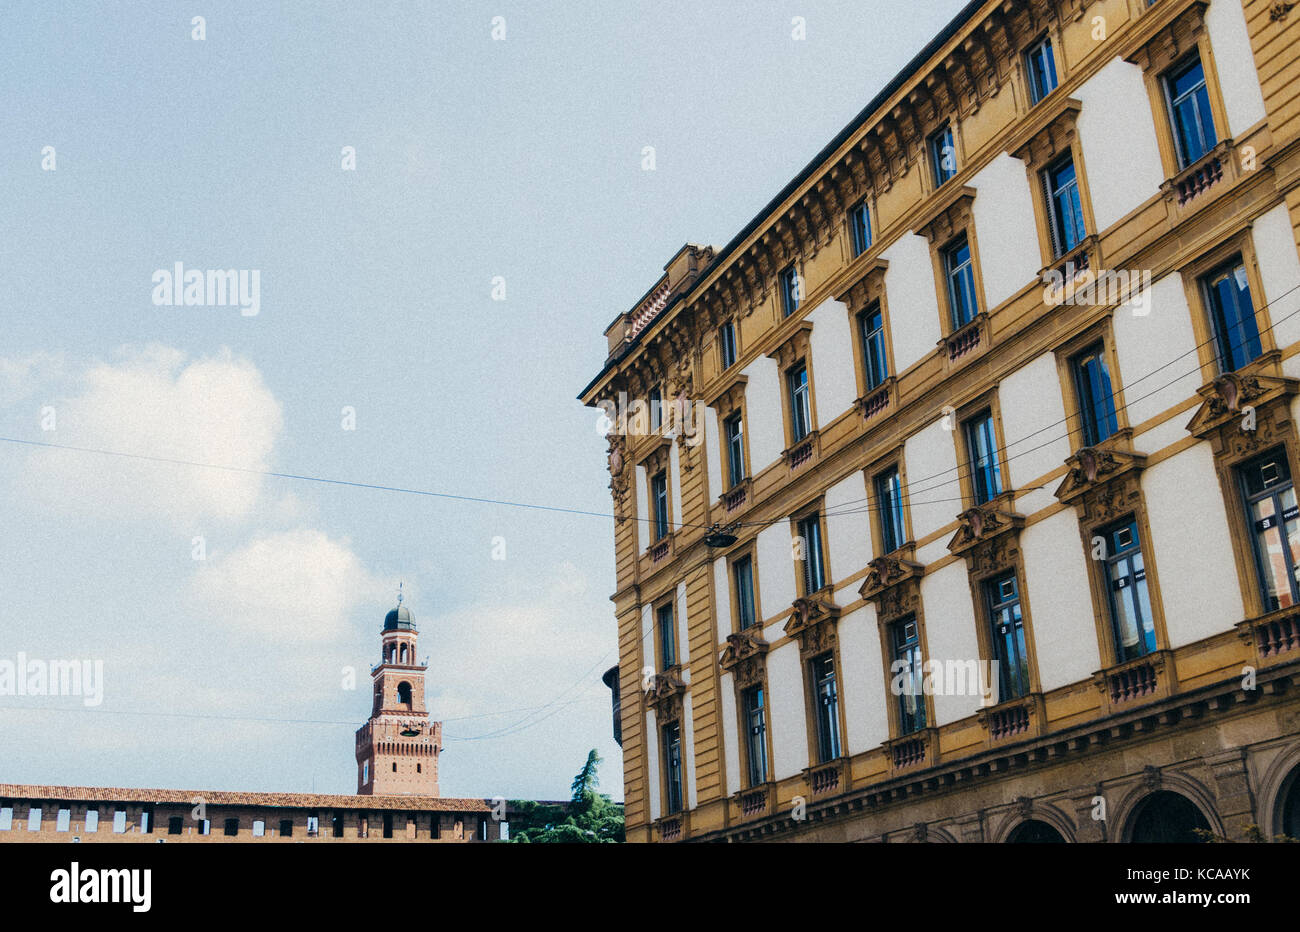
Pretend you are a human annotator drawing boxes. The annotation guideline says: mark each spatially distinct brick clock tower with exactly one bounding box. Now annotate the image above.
[355,589,442,796]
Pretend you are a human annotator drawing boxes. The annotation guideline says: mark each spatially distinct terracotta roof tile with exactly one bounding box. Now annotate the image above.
[0,783,492,812]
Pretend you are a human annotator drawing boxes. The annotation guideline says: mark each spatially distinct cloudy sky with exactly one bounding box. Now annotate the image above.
[0,1,966,801]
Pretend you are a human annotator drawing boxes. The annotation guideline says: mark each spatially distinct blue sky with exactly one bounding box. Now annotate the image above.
[0,1,966,801]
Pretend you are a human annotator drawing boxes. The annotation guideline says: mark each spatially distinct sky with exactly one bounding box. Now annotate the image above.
[0,1,968,802]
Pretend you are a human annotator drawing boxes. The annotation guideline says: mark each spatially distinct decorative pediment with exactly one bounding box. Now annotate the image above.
[946,503,1025,558]
[914,185,976,244]
[1053,446,1148,507]
[833,257,889,315]
[783,594,841,656]
[1007,97,1082,170]
[1125,1,1208,74]
[646,665,686,721]
[638,435,673,477]
[858,552,925,623]
[1186,370,1299,448]
[767,321,814,371]
[704,371,748,414]
[719,628,770,689]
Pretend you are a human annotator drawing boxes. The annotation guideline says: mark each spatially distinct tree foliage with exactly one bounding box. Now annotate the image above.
[508,749,624,843]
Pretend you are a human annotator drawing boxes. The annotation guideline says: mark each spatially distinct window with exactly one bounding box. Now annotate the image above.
[1073,343,1119,447]
[719,320,738,369]
[651,470,669,541]
[1025,36,1058,104]
[430,815,441,839]
[930,124,957,186]
[779,265,801,317]
[965,411,1003,505]
[382,813,394,838]
[876,467,906,554]
[362,761,369,785]
[657,602,677,670]
[224,818,239,837]
[56,808,70,832]
[252,820,266,837]
[850,201,873,256]
[1102,518,1157,663]
[84,810,98,833]
[859,303,889,391]
[663,723,683,815]
[648,386,663,431]
[891,618,927,735]
[0,807,11,830]
[280,819,294,837]
[1203,260,1263,373]
[392,762,398,772]
[986,572,1030,703]
[797,513,826,594]
[113,809,126,834]
[734,556,756,630]
[28,807,42,831]
[199,819,210,836]
[1241,449,1300,612]
[811,654,842,763]
[724,413,745,488]
[307,813,320,835]
[1164,55,1216,169]
[332,811,344,838]
[944,235,979,328]
[1044,154,1086,257]
[398,681,412,706]
[168,816,183,835]
[742,686,768,785]
[788,364,811,442]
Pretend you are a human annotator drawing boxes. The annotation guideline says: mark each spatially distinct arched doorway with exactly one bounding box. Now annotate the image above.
[1128,791,1211,843]
[1280,766,1300,840]
[1007,819,1066,843]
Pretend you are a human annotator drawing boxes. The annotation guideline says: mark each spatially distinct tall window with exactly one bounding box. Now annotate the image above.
[734,556,756,630]
[719,320,738,369]
[930,124,956,186]
[944,235,979,328]
[1102,518,1157,663]
[986,572,1029,703]
[663,723,683,814]
[850,200,873,256]
[891,618,927,735]
[648,386,663,431]
[743,686,768,785]
[657,602,677,670]
[1203,260,1263,373]
[84,810,98,833]
[1241,449,1300,612]
[798,514,826,594]
[1025,36,1058,104]
[965,411,1003,504]
[780,265,801,317]
[788,364,812,442]
[224,818,239,837]
[724,413,745,488]
[1164,55,1217,169]
[1073,343,1119,447]
[811,654,842,762]
[28,807,42,831]
[859,303,889,391]
[651,471,669,541]
[876,467,906,554]
[113,809,126,833]
[56,808,71,832]
[1045,154,1086,257]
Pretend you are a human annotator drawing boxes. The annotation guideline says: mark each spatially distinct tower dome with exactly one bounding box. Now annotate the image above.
[383,603,416,631]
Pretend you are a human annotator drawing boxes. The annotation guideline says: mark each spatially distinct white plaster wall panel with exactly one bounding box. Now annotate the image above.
[766,642,810,780]
[1015,485,1056,517]
[825,471,873,588]
[1020,509,1101,690]
[635,463,646,554]
[682,693,697,810]
[1076,57,1166,231]
[1112,273,1202,428]
[904,419,961,545]
[757,522,796,621]
[1206,0,1268,135]
[971,153,1042,309]
[1133,411,1192,459]
[1253,204,1300,351]
[713,556,731,644]
[920,562,983,727]
[641,603,654,669]
[669,443,683,529]
[705,407,722,503]
[808,297,859,423]
[882,232,943,373]
[916,537,953,567]
[838,604,890,755]
[999,352,1072,490]
[742,354,785,472]
[719,671,741,796]
[676,580,690,667]
[646,707,660,821]
[1143,444,1245,645]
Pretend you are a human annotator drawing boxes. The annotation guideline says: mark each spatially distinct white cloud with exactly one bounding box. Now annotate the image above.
[0,350,64,407]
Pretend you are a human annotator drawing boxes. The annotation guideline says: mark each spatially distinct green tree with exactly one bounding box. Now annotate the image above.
[508,749,624,843]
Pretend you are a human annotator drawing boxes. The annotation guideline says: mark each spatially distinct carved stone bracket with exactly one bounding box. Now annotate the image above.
[1186,366,1299,455]
[858,550,925,614]
[1007,97,1082,170]
[834,257,890,315]
[646,665,687,722]
[766,321,814,371]
[914,186,977,245]
[783,594,842,657]
[719,627,770,689]
[947,500,1026,573]
[1053,445,1148,510]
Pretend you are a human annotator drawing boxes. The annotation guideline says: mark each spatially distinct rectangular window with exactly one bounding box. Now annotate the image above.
[876,467,906,554]
[1073,343,1119,447]
[28,807,42,831]
[663,723,683,815]
[743,685,768,786]
[253,819,266,837]
[84,809,98,833]
[811,654,842,763]
[891,618,927,735]
[224,818,239,837]
[56,808,70,832]
[168,816,183,835]
[280,819,294,837]
[859,303,889,391]
[850,201,873,256]
[113,809,127,834]
[734,556,756,630]
[719,320,737,369]
[648,386,662,431]
[307,813,319,835]
[780,265,801,317]
[944,235,979,328]
[788,364,811,442]
[1045,154,1086,257]
[798,514,826,594]
[382,813,393,838]
[0,807,11,830]
[658,602,677,670]
[930,124,956,186]
[332,811,344,838]
[724,413,745,488]
[965,411,1003,505]
[651,471,669,541]
[1165,55,1217,169]
[1026,36,1058,104]
[1241,449,1300,612]
[1203,260,1263,372]
[1102,518,1157,663]
[986,572,1029,703]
